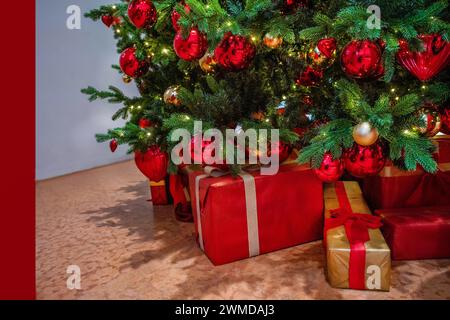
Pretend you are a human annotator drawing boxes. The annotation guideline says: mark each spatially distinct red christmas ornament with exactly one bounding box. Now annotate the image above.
[308,37,337,70]
[214,32,256,71]
[272,141,293,164]
[296,66,323,87]
[344,143,386,178]
[174,27,208,61]
[101,15,115,27]
[128,0,158,29]
[341,40,383,79]
[190,135,228,170]
[282,0,309,13]
[134,146,168,182]
[119,47,149,78]
[171,1,191,32]
[397,34,450,82]
[109,139,118,152]
[139,118,153,128]
[314,152,344,183]
[440,107,450,135]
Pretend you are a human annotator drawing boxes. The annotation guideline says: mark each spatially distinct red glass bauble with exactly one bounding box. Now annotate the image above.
[214,32,256,71]
[119,47,149,78]
[413,104,442,137]
[171,1,191,32]
[174,27,208,61]
[341,40,383,79]
[128,0,157,29]
[397,34,450,82]
[101,15,114,27]
[296,66,323,87]
[440,107,450,135]
[314,152,344,183]
[190,135,228,170]
[139,118,152,128]
[344,143,386,178]
[109,139,118,153]
[134,146,168,182]
[271,141,293,164]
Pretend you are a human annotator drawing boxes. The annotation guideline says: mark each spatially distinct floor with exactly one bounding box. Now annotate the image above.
[36,160,450,300]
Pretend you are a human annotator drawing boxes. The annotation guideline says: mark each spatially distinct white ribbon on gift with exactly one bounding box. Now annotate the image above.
[194,167,260,257]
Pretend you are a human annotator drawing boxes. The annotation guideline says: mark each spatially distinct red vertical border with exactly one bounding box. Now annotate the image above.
[0,0,36,299]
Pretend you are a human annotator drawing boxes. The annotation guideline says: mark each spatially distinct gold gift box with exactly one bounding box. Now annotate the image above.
[324,182,391,291]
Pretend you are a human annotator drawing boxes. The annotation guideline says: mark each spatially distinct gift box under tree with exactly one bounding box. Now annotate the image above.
[363,135,450,210]
[188,164,324,266]
[324,181,391,291]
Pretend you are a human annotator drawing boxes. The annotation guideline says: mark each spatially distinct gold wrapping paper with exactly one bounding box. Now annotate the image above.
[324,182,391,291]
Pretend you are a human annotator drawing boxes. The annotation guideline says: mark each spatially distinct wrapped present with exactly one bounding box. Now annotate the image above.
[363,136,450,210]
[434,134,450,163]
[375,206,450,260]
[324,182,391,291]
[188,163,324,265]
[149,175,173,206]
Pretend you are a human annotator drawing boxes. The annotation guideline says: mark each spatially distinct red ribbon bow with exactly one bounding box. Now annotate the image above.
[325,182,382,290]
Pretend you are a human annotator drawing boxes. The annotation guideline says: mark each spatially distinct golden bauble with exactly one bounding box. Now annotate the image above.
[263,33,283,49]
[413,106,442,137]
[163,85,182,106]
[199,52,217,73]
[307,44,336,70]
[122,75,133,84]
[352,122,379,146]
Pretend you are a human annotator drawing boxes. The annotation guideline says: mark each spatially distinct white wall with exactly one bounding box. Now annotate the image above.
[37,0,139,180]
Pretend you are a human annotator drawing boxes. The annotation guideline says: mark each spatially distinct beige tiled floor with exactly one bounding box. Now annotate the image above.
[36,161,450,299]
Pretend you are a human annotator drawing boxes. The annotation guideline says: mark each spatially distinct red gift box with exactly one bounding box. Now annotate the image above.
[149,176,172,206]
[363,135,450,210]
[375,206,450,260]
[188,164,324,265]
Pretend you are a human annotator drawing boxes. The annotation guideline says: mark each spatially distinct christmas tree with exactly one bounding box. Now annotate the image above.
[82,0,450,181]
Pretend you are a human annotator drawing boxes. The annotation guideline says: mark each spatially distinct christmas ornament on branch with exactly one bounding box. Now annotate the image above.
[128,0,158,29]
[134,146,168,182]
[341,40,384,79]
[101,15,120,28]
[199,52,217,73]
[171,1,191,32]
[174,27,208,61]
[214,32,256,71]
[119,47,150,78]
[164,86,182,106]
[397,34,450,82]
[413,104,442,137]
[314,152,344,183]
[296,66,323,87]
[344,143,386,178]
[263,33,283,49]
[110,139,118,152]
[352,122,379,146]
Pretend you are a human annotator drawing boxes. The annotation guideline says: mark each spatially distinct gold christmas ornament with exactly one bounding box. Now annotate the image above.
[250,111,265,121]
[122,75,133,84]
[163,85,182,106]
[413,107,442,137]
[263,33,283,49]
[352,122,379,146]
[199,52,217,73]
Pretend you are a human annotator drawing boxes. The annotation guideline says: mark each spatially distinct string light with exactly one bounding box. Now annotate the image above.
[226,21,232,27]
[390,88,396,93]
[116,29,121,34]
[162,48,169,54]
[395,96,400,101]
